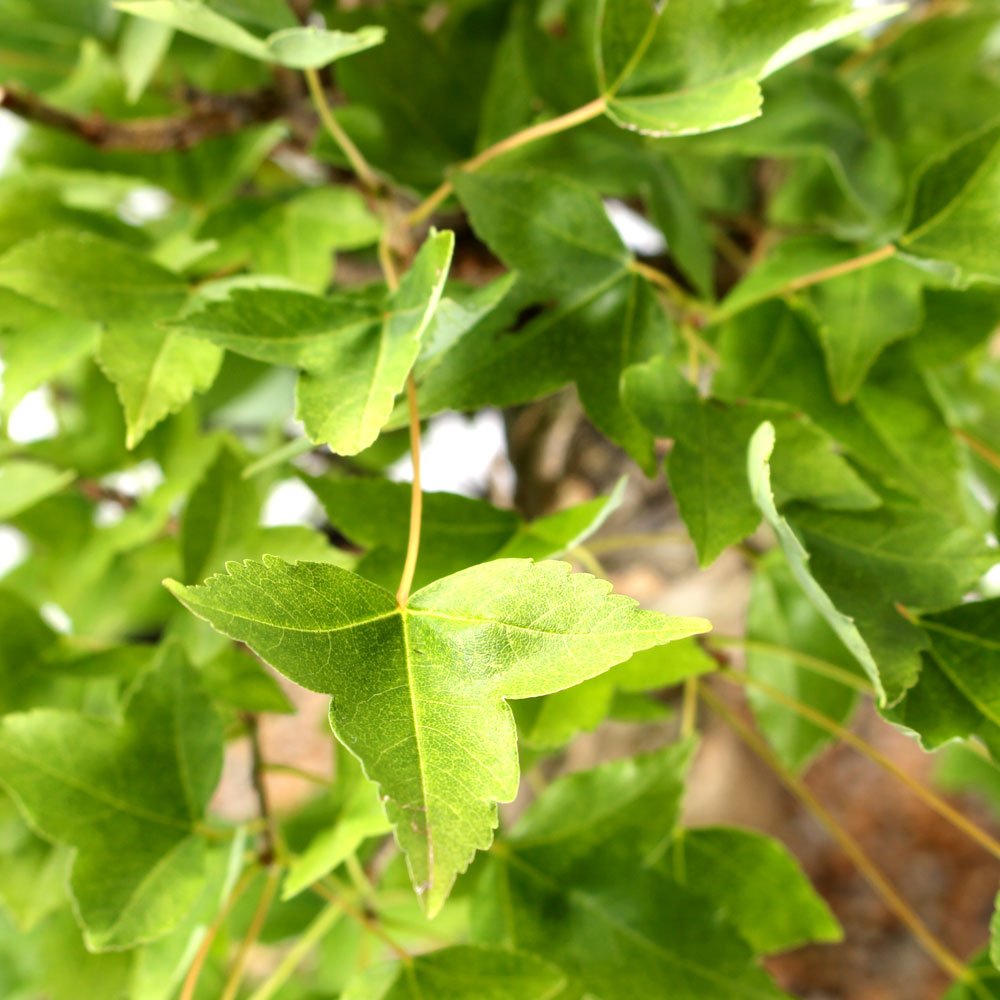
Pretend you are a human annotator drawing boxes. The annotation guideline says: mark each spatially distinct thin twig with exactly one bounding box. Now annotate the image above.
[244,714,281,865]
[680,677,699,738]
[179,866,257,1000]
[406,97,608,226]
[220,867,282,1000]
[310,878,411,962]
[718,669,1000,863]
[785,244,897,294]
[707,635,874,694]
[0,83,285,152]
[395,374,424,607]
[303,67,380,193]
[700,684,977,987]
[955,428,1000,473]
[246,897,343,1000]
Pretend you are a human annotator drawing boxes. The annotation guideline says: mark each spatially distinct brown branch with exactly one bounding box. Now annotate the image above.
[0,83,287,152]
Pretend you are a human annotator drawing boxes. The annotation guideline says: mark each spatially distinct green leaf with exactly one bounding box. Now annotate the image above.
[178,230,454,455]
[993,894,1000,972]
[0,642,223,949]
[0,289,99,418]
[915,598,1000,736]
[748,422,884,701]
[180,442,259,583]
[746,552,864,771]
[199,644,293,715]
[0,231,217,447]
[811,258,925,401]
[663,827,841,954]
[283,770,390,900]
[305,475,624,592]
[417,270,670,472]
[0,231,186,323]
[516,638,715,750]
[474,744,789,998]
[0,460,74,521]
[597,0,903,137]
[114,1,385,68]
[717,301,966,516]
[454,171,629,297]
[901,121,1000,284]
[624,357,879,565]
[341,945,566,1000]
[98,321,223,449]
[166,557,709,914]
[118,15,173,103]
[718,236,860,319]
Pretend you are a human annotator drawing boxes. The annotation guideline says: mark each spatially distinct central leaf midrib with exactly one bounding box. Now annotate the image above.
[400,611,434,896]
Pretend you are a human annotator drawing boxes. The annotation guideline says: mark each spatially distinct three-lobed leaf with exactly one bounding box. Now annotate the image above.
[166,556,708,915]
[177,230,454,456]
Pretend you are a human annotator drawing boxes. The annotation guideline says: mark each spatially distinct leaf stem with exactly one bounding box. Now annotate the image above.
[406,97,608,226]
[680,677,699,738]
[785,243,897,294]
[395,374,424,608]
[700,683,976,987]
[718,669,1000,863]
[179,865,257,1000]
[220,866,282,1000]
[261,761,332,786]
[955,428,1000,472]
[303,67,380,194]
[707,635,874,694]
[244,713,282,865]
[629,259,712,323]
[311,877,411,962]
[246,898,343,1000]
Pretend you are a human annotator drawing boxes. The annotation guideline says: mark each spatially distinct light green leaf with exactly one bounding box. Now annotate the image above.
[0,231,213,447]
[119,15,173,103]
[265,24,386,70]
[901,121,1000,284]
[0,231,186,323]
[664,827,841,954]
[0,643,223,949]
[0,289,99,417]
[178,230,454,456]
[166,557,709,914]
[114,1,385,68]
[811,258,925,401]
[597,0,902,137]
[516,639,715,750]
[0,460,74,521]
[98,322,223,449]
[283,774,391,900]
[748,422,884,701]
[341,945,566,1000]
